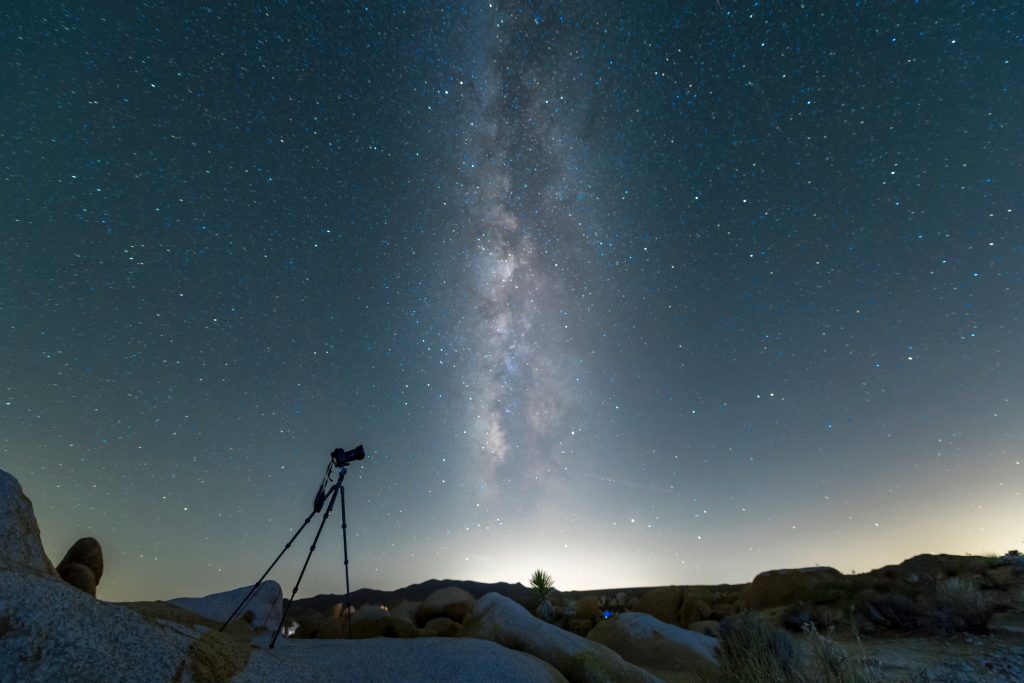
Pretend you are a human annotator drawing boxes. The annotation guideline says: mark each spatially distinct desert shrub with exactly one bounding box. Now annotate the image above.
[780,604,813,632]
[812,604,848,631]
[804,622,881,683]
[781,603,846,632]
[934,576,992,634]
[716,612,801,682]
[856,591,927,632]
[702,611,884,683]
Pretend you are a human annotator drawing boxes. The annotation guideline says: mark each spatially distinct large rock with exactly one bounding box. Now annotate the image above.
[390,599,420,624]
[588,612,718,672]
[574,595,603,622]
[461,592,661,683]
[329,602,354,618]
[635,586,683,625]
[238,637,568,682]
[317,607,419,640]
[350,605,392,638]
[741,567,845,609]
[57,537,103,597]
[0,571,215,682]
[416,586,475,625]
[679,597,712,627]
[169,580,283,632]
[0,469,57,577]
[305,610,418,640]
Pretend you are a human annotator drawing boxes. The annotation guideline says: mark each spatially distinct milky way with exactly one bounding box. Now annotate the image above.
[458,6,590,499]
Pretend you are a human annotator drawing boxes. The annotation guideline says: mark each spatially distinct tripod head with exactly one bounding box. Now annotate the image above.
[331,444,365,467]
[315,445,364,511]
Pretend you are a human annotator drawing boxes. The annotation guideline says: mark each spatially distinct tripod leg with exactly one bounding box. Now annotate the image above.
[220,506,320,632]
[270,482,341,648]
[340,480,353,640]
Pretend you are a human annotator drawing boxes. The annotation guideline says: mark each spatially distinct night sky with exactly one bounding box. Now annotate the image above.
[3,2,1023,603]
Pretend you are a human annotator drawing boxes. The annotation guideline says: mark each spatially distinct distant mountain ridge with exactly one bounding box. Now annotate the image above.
[289,553,1004,619]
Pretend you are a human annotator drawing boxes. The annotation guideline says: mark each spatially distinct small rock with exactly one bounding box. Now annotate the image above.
[57,537,104,585]
[634,586,683,625]
[58,561,98,597]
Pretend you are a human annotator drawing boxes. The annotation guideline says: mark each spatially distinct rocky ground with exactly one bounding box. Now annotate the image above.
[2,466,1023,682]
[831,631,1024,682]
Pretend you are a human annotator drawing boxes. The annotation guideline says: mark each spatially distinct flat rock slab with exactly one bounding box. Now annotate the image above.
[169,581,283,632]
[235,637,567,682]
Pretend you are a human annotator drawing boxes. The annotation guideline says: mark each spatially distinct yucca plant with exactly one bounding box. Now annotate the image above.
[530,569,556,622]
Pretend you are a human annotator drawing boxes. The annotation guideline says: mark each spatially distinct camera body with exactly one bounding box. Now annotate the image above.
[331,445,366,468]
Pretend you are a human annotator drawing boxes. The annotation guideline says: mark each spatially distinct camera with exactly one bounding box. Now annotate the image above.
[331,445,366,468]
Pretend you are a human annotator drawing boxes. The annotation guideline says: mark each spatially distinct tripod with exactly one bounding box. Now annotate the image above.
[221,450,360,647]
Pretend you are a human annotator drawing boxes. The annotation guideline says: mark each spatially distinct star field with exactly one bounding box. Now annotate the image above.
[2,2,1022,601]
